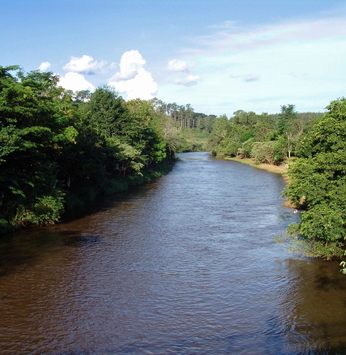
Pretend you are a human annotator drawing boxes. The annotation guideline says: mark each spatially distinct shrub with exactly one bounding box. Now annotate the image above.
[12,193,65,227]
[238,138,255,158]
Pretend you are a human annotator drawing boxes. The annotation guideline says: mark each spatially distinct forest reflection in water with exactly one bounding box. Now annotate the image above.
[1,152,346,354]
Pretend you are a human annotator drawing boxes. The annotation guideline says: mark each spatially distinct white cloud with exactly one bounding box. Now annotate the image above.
[109,50,157,100]
[183,16,346,59]
[63,55,107,74]
[59,72,95,92]
[38,62,51,71]
[194,35,346,113]
[168,59,190,72]
[175,75,201,86]
[158,14,346,115]
[113,50,146,80]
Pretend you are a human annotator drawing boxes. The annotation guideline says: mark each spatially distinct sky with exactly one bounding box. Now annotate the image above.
[1,0,346,116]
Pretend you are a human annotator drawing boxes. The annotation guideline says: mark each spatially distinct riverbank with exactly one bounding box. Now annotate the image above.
[0,161,174,235]
[61,161,175,222]
[225,157,288,175]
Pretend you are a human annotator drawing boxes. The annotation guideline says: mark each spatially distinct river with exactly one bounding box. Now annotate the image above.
[1,152,346,355]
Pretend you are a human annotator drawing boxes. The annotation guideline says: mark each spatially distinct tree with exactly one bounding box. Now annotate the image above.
[85,85,127,138]
[284,116,305,158]
[0,68,72,228]
[275,104,299,159]
[124,99,170,167]
[277,104,297,135]
[232,110,257,128]
[254,113,276,141]
[208,115,229,154]
[74,90,91,103]
[283,98,346,259]
[0,66,179,232]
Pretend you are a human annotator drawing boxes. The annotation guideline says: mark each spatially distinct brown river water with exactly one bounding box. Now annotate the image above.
[1,152,346,355]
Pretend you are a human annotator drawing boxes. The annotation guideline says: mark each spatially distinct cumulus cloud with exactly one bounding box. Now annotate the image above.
[175,75,200,86]
[168,59,190,72]
[38,62,51,71]
[113,50,146,80]
[59,72,95,92]
[63,55,107,74]
[109,50,157,100]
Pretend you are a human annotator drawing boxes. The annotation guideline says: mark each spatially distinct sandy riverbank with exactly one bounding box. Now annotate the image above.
[225,157,288,175]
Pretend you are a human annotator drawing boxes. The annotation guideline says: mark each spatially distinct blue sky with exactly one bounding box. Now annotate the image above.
[1,0,346,116]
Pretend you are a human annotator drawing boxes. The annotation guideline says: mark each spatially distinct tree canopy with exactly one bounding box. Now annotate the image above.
[283,98,346,259]
[208,105,322,164]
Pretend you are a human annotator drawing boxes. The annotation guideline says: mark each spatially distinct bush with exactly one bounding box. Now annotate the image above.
[238,138,255,158]
[251,141,276,164]
[224,141,242,156]
[12,194,65,227]
[251,140,286,164]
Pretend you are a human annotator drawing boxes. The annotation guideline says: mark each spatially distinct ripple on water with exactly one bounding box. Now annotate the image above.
[1,152,346,355]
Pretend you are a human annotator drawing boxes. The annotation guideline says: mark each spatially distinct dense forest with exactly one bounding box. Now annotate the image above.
[0,65,215,234]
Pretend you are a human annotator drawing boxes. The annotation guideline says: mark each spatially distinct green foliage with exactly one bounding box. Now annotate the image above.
[240,129,255,142]
[272,135,288,162]
[0,65,179,233]
[232,110,257,127]
[3,62,331,246]
[224,141,242,157]
[208,115,230,154]
[238,138,255,158]
[176,128,210,152]
[209,107,319,163]
[284,98,346,259]
[150,99,216,153]
[99,178,129,195]
[251,141,282,164]
[12,193,65,227]
[254,114,276,141]
[84,85,127,138]
[277,104,297,135]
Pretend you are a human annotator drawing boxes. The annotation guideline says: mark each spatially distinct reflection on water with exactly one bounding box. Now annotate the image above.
[282,258,346,354]
[1,152,346,354]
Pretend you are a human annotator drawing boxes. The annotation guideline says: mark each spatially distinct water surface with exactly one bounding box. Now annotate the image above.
[1,152,346,354]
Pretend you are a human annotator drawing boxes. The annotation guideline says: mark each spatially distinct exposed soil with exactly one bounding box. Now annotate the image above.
[226,157,288,175]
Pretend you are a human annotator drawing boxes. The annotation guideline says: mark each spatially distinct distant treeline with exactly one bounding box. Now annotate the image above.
[153,99,216,132]
[208,105,323,163]
[0,65,215,233]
